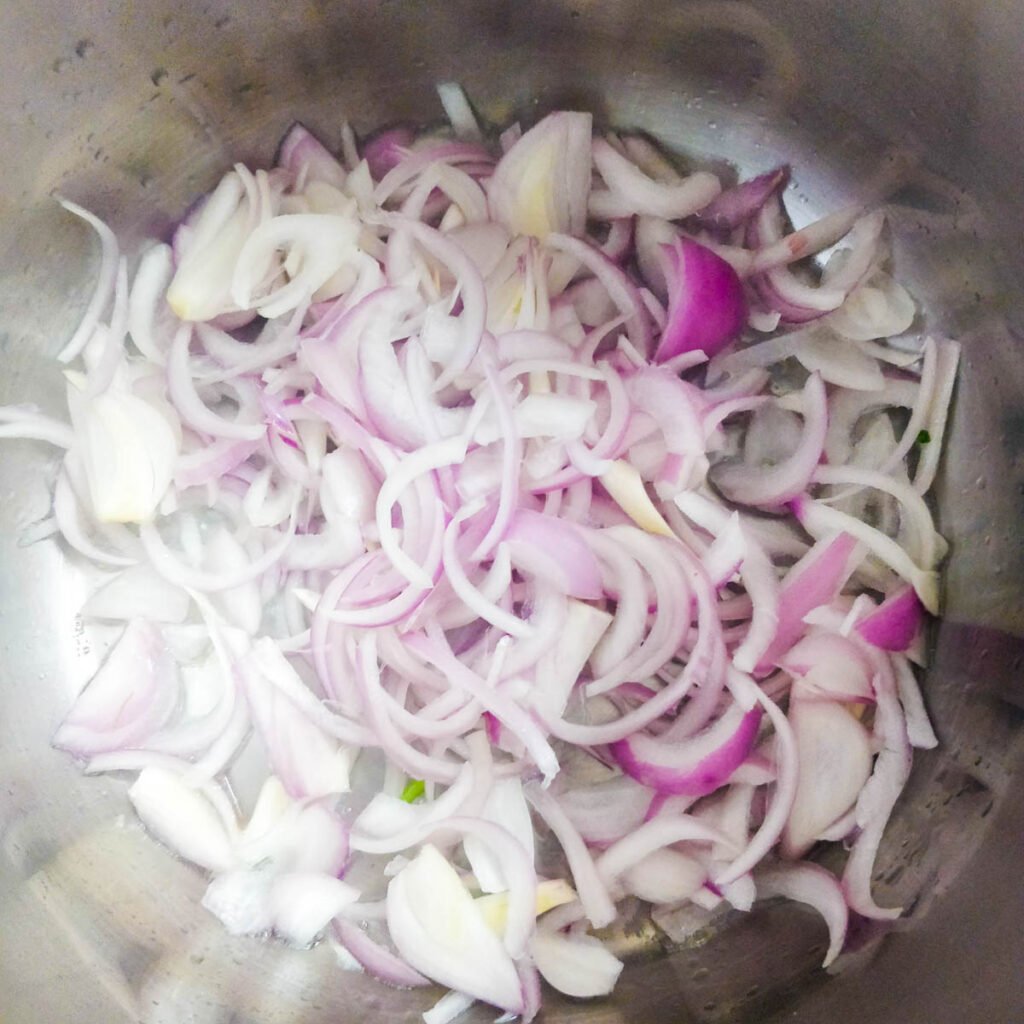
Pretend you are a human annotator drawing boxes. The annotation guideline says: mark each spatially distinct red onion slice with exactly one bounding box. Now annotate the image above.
[333,919,431,988]
[610,700,763,796]
[691,166,790,234]
[782,631,876,703]
[654,238,747,362]
[855,585,925,653]
[503,507,603,599]
[755,532,861,674]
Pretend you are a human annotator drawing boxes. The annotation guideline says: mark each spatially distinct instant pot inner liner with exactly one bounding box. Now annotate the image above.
[1,3,1022,1023]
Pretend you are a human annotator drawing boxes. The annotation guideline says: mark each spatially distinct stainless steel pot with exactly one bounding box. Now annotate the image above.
[1,2,1022,1021]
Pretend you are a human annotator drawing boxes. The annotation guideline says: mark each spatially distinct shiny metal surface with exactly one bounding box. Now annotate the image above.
[1,2,1023,1022]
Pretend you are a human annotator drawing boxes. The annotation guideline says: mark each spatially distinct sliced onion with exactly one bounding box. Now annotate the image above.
[692,166,789,234]
[277,122,347,189]
[532,931,623,999]
[781,699,873,859]
[167,170,257,322]
[712,371,827,508]
[531,600,612,720]
[545,233,652,355]
[596,814,734,882]
[423,991,476,1024]
[82,565,190,624]
[387,844,523,1013]
[232,213,362,319]
[128,766,236,872]
[754,532,861,674]
[795,330,885,391]
[755,862,848,967]
[556,774,652,847]
[782,631,875,703]
[57,199,120,363]
[488,111,592,240]
[73,383,181,524]
[241,643,354,800]
[654,238,747,362]
[790,495,939,613]
[892,654,938,749]
[611,700,762,796]
[333,919,431,988]
[464,777,535,894]
[622,847,707,904]
[526,785,618,929]
[503,508,603,599]
[53,619,179,756]
[827,271,915,342]
[271,872,361,946]
[713,670,799,885]
[855,585,925,653]
[590,138,721,221]
[128,242,176,363]
[202,869,275,935]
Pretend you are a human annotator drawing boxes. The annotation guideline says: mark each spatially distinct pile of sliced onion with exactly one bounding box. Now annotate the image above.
[1,83,958,1021]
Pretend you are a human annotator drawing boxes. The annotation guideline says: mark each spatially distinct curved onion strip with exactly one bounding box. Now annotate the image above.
[813,464,942,569]
[590,138,721,221]
[167,325,267,440]
[526,785,617,929]
[755,862,848,967]
[0,408,75,448]
[790,496,939,614]
[713,372,827,507]
[596,814,735,882]
[841,650,911,919]
[128,243,175,364]
[545,233,652,356]
[376,436,467,588]
[56,199,120,363]
[713,670,799,886]
[139,514,296,593]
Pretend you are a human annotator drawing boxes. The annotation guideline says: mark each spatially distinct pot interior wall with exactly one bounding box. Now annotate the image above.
[1,3,1022,1023]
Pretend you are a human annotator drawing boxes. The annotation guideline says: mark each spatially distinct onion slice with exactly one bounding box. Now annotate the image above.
[386,844,524,1013]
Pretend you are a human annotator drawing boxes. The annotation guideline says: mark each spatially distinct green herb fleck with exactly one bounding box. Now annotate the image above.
[400,778,426,803]
[916,429,932,445]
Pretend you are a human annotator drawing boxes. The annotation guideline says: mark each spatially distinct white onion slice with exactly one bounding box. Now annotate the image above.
[74,384,181,524]
[488,111,592,240]
[387,845,523,1013]
[782,699,873,859]
[532,930,624,999]
[129,767,236,872]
